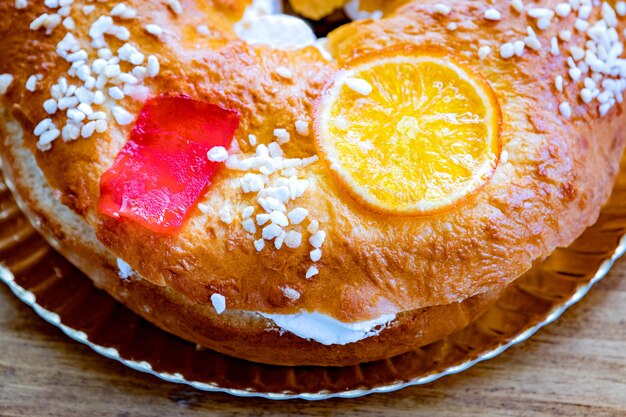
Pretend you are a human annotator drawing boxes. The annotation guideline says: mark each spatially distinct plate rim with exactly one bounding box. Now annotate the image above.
[1,233,624,401]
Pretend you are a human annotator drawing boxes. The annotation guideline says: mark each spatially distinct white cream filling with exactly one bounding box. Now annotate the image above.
[234,0,317,50]
[235,14,317,50]
[241,0,283,19]
[260,311,396,345]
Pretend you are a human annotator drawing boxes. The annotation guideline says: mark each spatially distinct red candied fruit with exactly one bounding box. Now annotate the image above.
[98,95,240,234]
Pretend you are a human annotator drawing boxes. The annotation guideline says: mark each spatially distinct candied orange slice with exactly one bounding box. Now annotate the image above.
[315,48,502,216]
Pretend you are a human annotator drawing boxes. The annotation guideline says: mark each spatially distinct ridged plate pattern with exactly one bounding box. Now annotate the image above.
[0,158,625,400]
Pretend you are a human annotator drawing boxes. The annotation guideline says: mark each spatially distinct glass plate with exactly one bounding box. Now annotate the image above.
[0,157,624,400]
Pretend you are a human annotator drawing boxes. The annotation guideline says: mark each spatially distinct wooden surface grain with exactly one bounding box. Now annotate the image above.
[0,258,624,417]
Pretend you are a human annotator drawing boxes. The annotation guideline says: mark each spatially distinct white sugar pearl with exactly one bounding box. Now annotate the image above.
[345,77,373,96]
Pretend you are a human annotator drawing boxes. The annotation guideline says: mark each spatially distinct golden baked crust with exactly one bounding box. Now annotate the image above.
[0,0,625,365]
[0,116,502,365]
[288,0,348,19]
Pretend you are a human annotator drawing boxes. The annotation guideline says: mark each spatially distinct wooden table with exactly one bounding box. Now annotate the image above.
[1,259,624,417]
